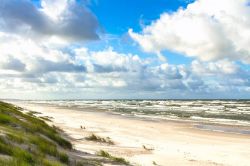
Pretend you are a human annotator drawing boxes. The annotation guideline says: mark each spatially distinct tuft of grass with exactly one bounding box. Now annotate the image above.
[0,139,13,155]
[142,145,154,151]
[0,139,34,164]
[30,135,58,156]
[76,160,102,166]
[0,114,12,124]
[42,159,63,166]
[6,133,24,144]
[152,161,157,165]
[97,150,129,165]
[0,158,29,166]
[27,111,39,117]
[58,152,69,164]
[86,134,114,145]
[39,116,52,122]
[43,129,72,149]
[97,150,111,158]
[12,147,34,164]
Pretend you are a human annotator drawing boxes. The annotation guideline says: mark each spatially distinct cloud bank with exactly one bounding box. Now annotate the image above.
[0,37,249,99]
[0,0,249,99]
[129,0,250,64]
[0,0,99,42]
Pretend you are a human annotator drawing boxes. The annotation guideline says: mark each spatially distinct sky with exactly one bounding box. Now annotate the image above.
[0,0,249,100]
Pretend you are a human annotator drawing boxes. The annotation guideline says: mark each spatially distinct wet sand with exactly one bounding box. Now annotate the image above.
[12,102,250,166]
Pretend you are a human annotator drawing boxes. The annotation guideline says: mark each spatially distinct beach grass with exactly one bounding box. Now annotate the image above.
[0,101,102,166]
[86,134,114,145]
[97,150,129,165]
[142,145,154,151]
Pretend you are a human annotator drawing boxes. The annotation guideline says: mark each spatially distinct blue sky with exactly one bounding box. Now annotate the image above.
[0,0,249,99]
[82,0,195,65]
[87,0,194,34]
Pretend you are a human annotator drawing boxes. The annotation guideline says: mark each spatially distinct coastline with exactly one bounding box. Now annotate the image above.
[12,101,250,166]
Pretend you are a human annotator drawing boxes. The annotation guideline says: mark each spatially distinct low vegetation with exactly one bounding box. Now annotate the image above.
[152,161,157,165]
[86,134,114,145]
[39,116,53,122]
[97,150,129,165]
[0,101,102,166]
[142,145,154,151]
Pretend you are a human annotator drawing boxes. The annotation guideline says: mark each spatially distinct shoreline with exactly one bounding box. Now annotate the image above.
[22,101,250,136]
[11,100,250,128]
[12,101,250,166]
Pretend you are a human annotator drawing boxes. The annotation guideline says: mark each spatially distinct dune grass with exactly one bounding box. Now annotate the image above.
[0,101,102,166]
[142,145,154,151]
[97,150,129,165]
[39,116,53,122]
[152,161,157,165]
[86,134,114,145]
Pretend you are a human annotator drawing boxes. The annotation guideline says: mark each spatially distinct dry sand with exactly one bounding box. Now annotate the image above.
[12,102,250,166]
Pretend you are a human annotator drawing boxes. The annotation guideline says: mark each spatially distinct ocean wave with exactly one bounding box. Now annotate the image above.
[27,100,250,125]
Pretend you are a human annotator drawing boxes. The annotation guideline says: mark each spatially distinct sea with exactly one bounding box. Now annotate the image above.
[20,99,250,126]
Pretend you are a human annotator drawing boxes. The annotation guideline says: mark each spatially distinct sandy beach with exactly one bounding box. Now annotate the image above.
[12,102,250,166]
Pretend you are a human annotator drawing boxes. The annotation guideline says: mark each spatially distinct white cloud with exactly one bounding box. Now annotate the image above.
[0,43,249,98]
[191,59,239,75]
[0,0,99,42]
[74,47,146,73]
[0,33,86,77]
[0,0,249,99]
[41,0,69,20]
[0,56,26,71]
[129,0,250,63]
[0,39,197,96]
[0,33,249,99]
